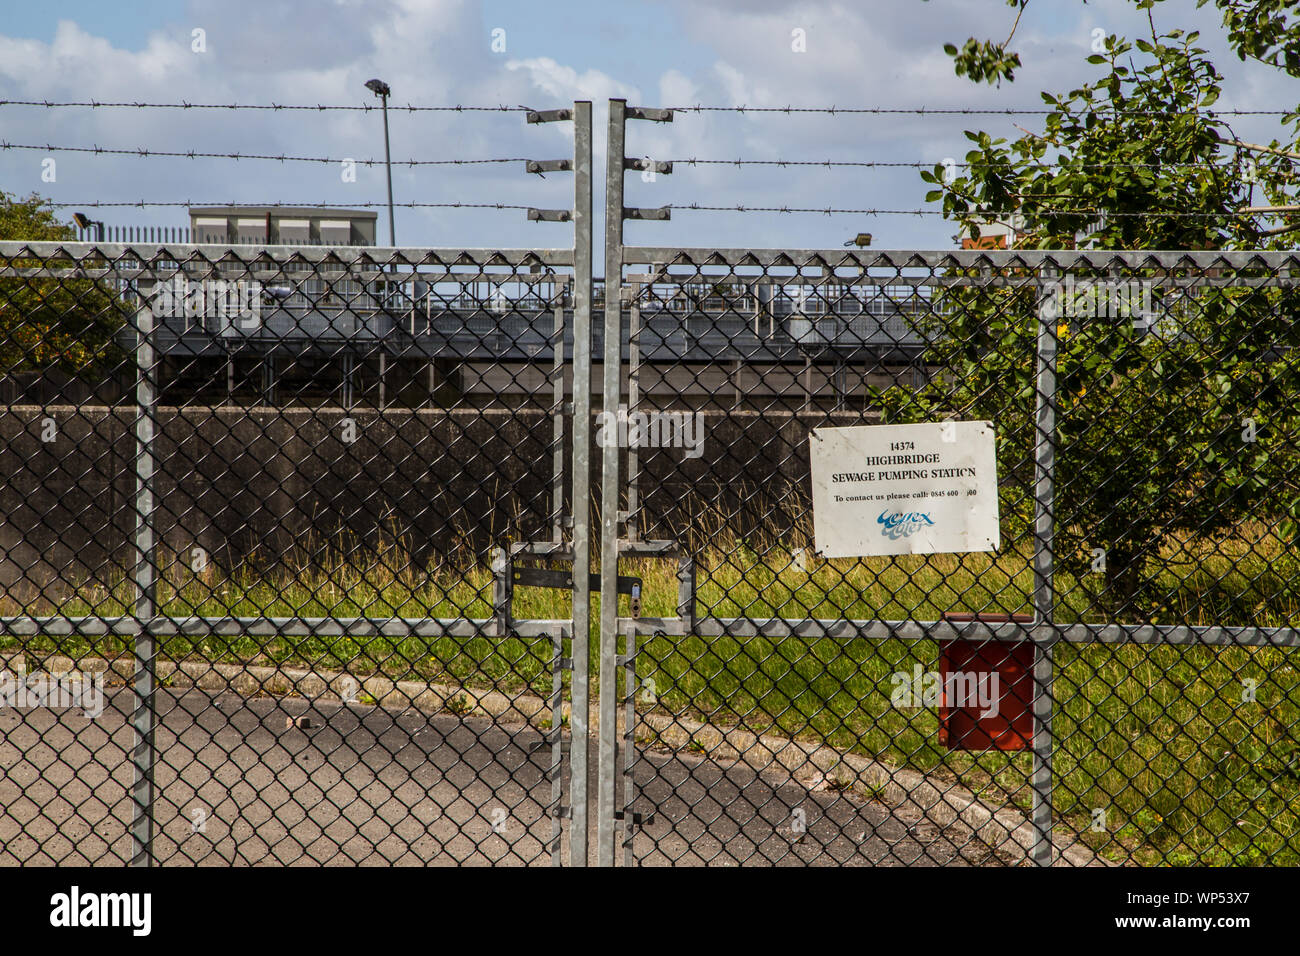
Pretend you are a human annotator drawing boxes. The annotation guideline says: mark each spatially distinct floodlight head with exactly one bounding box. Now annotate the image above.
[365,78,391,97]
[72,212,92,230]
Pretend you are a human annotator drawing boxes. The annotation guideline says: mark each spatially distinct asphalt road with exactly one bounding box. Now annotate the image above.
[0,686,1006,866]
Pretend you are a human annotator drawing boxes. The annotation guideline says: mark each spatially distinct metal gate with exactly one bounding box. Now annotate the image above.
[0,103,595,865]
[593,99,1300,867]
[5,96,1300,868]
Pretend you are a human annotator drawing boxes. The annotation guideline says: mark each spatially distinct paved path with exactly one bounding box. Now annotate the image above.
[0,686,1006,865]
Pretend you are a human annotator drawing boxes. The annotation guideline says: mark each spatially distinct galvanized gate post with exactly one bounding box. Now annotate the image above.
[1031,264,1059,866]
[522,99,593,866]
[570,99,594,867]
[597,99,674,866]
[597,98,627,866]
[130,301,158,867]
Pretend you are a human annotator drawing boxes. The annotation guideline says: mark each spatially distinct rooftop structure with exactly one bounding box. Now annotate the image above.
[188,206,378,246]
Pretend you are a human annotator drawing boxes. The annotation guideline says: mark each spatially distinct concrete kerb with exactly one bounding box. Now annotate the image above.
[2,650,1101,866]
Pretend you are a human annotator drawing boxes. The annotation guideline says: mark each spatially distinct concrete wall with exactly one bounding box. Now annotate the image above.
[0,405,553,601]
[0,405,873,601]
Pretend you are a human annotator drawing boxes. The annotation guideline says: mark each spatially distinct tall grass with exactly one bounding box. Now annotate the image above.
[3,521,1298,864]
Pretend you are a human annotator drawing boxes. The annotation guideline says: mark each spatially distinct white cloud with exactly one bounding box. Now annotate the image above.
[0,0,1293,250]
[505,57,637,104]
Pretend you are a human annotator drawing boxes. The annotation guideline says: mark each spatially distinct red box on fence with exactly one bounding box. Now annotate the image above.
[937,614,1035,752]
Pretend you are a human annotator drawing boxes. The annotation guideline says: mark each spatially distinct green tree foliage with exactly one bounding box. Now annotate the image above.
[0,191,125,374]
[929,0,1300,88]
[889,6,1300,610]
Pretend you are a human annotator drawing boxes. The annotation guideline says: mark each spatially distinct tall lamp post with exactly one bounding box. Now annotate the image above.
[365,78,396,245]
[364,78,396,410]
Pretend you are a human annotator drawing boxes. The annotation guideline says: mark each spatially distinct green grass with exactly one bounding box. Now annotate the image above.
[3,528,1299,865]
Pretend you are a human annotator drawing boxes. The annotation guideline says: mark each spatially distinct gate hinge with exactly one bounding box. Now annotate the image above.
[551,805,573,819]
[528,208,573,222]
[554,656,574,671]
[626,107,674,123]
[525,158,573,174]
[526,108,573,124]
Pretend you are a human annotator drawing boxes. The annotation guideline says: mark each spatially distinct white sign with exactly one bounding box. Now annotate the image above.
[809,421,1000,558]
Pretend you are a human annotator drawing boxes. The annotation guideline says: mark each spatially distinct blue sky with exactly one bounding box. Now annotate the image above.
[0,0,1294,251]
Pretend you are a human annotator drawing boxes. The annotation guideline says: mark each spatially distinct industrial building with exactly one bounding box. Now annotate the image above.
[65,206,938,410]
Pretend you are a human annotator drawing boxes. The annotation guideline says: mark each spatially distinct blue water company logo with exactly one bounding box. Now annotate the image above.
[878,510,935,540]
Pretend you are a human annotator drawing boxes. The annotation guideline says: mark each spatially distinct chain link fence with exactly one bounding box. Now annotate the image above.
[0,239,591,865]
[610,245,1300,866]
[3,98,1299,867]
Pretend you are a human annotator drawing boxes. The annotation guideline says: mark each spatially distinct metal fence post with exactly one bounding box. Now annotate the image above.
[130,301,158,867]
[552,284,568,544]
[627,284,642,542]
[491,546,511,636]
[570,99,594,867]
[597,97,627,866]
[621,619,637,867]
[1031,263,1059,866]
[550,626,566,867]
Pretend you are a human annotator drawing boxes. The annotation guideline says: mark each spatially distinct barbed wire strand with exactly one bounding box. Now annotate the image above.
[44,201,534,210]
[0,142,526,167]
[4,142,1271,174]
[0,100,528,112]
[1,100,1291,117]
[669,157,1268,171]
[663,104,1294,116]
[666,203,1288,218]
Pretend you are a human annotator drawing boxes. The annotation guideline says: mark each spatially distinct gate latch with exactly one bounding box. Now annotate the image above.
[511,567,643,618]
[613,810,656,827]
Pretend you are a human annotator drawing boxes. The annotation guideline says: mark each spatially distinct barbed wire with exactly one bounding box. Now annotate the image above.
[668,157,1262,171]
[44,200,534,210]
[0,100,528,112]
[667,203,1285,218]
[2,100,1290,117]
[0,142,525,167]
[4,141,1262,173]
[663,104,1294,116]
